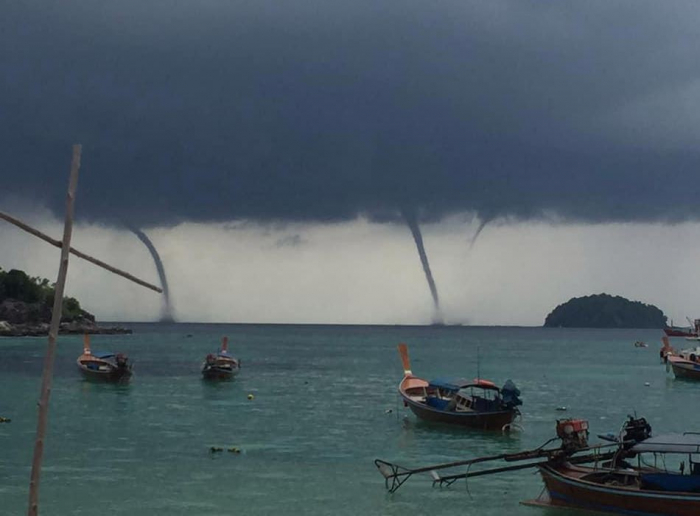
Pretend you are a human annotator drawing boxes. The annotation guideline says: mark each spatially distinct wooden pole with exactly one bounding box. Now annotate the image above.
[27,145,82,516]
[0,211,162,294]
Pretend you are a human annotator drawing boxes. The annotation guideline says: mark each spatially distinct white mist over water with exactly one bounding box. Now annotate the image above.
[1,204,699,326]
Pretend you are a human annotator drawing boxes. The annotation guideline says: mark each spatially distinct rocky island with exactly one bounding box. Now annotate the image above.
[544,293,667,329]
[0,267,131,337]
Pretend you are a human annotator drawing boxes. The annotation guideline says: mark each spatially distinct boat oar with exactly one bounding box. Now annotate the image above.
[434,460,550,488]
[376,441,623,493]
[375,447,559,493]
[433,449,617,488]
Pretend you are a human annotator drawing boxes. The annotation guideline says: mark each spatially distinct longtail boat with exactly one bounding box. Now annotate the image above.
[201,336,240,380]
[661,336,700,381]
[396,343,521,431]
[376,415,700,516]
[76,334,132,381]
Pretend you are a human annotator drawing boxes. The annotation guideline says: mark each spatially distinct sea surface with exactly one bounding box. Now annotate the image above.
[1,324,697,515]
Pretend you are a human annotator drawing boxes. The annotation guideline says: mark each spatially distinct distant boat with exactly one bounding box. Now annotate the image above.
[663,318,700,338]
[634,341,648,348]
[201,336,240,380]
[76,334,132,382]
[396,343,522,430]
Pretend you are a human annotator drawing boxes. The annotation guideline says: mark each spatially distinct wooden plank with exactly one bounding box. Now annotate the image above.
[27,145,81,516]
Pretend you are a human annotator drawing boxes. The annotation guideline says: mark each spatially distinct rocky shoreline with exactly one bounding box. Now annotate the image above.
[0,299,132,337]
[0,320,132,337]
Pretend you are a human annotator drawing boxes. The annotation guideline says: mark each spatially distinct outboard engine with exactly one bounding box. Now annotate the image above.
[556,419,589,452]
[621,416,652,448]
[115,353,131,373]
[501,380,522,408]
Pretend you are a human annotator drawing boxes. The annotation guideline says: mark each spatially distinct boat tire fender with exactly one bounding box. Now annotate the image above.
[502,422,524,434]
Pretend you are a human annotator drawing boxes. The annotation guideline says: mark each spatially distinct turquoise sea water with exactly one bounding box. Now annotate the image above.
[1,324,698,515]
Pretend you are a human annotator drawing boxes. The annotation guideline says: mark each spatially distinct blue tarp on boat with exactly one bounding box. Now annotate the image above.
[428,378,472,392]
[641,473,700,493]
[425,396,451,410]
[92,352,115,359]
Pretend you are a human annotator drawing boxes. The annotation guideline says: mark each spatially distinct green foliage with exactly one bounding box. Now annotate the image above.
[544,293,667,329]
[0,269,46,303]
[62,296,83,320]
[0,267,85,318]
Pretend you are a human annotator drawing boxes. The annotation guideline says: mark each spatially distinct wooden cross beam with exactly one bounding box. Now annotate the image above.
[0,212,162,293]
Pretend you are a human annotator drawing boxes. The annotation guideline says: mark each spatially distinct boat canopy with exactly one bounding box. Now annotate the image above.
[428,378,473,392]
[92,351,116,359]
[631,433,700,454]
[472,379,497,388]
[429,378,499,392]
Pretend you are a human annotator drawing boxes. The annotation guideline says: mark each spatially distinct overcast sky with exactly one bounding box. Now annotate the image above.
[2,2,700,325]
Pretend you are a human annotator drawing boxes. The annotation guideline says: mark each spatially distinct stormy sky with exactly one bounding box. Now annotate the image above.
[2,1,700,324]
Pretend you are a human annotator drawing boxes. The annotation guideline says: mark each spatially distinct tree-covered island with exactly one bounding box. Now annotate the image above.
[544,293,667,329]
[0,267,131,336]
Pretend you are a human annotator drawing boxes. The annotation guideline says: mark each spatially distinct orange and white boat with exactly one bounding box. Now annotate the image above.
[201,336,240,380]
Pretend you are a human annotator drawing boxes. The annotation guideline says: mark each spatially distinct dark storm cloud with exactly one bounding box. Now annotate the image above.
[2,1,700,226]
